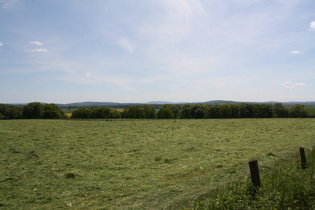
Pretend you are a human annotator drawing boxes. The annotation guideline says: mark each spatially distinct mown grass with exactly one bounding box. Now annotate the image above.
[305,106,315,115]
[193,147,315,209]
[61,108,78,114]
[0,119,315,209]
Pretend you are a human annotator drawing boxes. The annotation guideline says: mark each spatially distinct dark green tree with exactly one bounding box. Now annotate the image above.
[239,103,255,118]
[109,109,121,118]
[289,104,308,118]
[143,105,156,119]
[230,104,240,118]
[42,104,65,119]
[194,108,207,119]
[218,104,232,118]
[0,104,10,118]
[191,105,209,119]
[71,108,91,119]
[121,108,129,118]
[273,103,289,118]
[170,105,181,119]
[0,104,6,116]
[6,107,22,119]
[22,102,44,119]
[181,104,192,119]
[91,107,111,118]
[156,104,181,119]
[157,106,174,119]
[0,104,22,119]
[127,106,145,118]
[256,104,273,118]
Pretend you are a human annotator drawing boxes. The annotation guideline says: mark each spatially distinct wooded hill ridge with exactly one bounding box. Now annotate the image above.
[57,100,315,108]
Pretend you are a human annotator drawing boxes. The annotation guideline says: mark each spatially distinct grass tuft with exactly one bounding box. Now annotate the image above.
[64,173,77,179]
[194,148,315,209]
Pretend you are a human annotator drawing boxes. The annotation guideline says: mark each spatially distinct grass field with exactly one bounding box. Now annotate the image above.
[305,106,315,115]
[194,147,315,209]
[61,108,78,114]
[1,119,315,209]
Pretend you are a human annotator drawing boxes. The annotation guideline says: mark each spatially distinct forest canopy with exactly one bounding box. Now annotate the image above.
[0,102,313,120]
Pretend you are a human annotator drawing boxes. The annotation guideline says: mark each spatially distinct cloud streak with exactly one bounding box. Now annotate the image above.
[27,48,48,53]
[283,82,308,89]
[0,0,17,8]
[310,21,315,30]
[29,41,44,46]
[118,37,134,53]
[290,50,300,54]
[26,41,47,52]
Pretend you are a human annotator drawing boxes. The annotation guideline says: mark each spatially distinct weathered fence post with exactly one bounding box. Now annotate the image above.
[249,159,261,189]
[299,147,308,169]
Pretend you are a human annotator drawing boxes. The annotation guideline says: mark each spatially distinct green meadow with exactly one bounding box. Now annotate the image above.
[305,106,315,115]
[1,119,315,209]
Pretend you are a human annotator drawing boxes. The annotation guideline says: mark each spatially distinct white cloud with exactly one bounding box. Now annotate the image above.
[0,0,17,8]
[283,82,307,89]
[139,0,205,45]
[118,37,134,52]
[29,41,44,46]
[0,41,3,46]
[27,48,48,53]
[162,0,205,22]
[290,50,300,54]
[310,21,315,30]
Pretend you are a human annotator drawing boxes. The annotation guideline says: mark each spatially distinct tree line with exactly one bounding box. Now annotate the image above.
[71,103,311,119]
[0,102,65,119]
[0,102,312,120]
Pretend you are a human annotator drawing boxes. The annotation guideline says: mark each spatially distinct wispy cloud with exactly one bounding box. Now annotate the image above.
[0,41,3,46]
[290,50,300,54]
[310,21,315,30]
[140,0,205,45]
[162,0,205,22]
[118,37,134,52]
[29,41,44,46]
[283,82,308,89]
[27,48,48,53]
[27,41,47,52]
[0,0,17,8]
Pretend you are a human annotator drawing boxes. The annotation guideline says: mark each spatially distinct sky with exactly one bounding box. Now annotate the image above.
[0,0,315,104]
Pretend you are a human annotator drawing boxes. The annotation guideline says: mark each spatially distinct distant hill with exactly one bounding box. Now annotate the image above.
[203,100,241,105]
[146,101,191,104]
[56,100,315,107]
[59,101,121,107]
[7,100,315,107]
[280,101,315,107]
[57,101,142,109]
[203,100,315,106]
[146,101,173,104]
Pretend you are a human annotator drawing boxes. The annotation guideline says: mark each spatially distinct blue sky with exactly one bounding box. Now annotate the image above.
[0,0,315,104]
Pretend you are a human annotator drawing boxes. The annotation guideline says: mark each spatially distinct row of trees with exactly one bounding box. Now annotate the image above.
[0,102,311,120]
[180,103,309,118]
[71,107,121,119]
[0,102,65,119]
[70,103,311,119]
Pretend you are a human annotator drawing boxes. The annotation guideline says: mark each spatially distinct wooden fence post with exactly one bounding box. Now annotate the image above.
[299,147,308,169]
[249,159,261,189]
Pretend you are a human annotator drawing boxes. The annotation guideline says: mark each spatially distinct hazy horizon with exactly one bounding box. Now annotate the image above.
[5,99,315,105]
